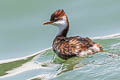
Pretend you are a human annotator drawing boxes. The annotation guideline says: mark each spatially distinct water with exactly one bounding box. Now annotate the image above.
[1,37,120,80]
[0,0,120,80]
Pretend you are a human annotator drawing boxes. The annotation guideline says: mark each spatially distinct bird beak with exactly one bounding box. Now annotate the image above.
[43,21,53,25]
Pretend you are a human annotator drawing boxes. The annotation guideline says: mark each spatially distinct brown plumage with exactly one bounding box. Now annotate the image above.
[50,9,66,21]
[43,9,103,60]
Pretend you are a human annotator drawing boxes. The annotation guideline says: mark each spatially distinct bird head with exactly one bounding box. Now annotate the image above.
[43,9,68,27]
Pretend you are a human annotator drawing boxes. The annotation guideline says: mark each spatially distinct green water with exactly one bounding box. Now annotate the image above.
[1,37,120,80]
[30,38,120,80]
[0,0,120,80]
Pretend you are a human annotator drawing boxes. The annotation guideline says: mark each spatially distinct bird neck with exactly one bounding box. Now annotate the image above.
[56,20,69,37]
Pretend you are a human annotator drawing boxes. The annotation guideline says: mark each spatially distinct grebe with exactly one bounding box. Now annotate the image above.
[43,9,103,60]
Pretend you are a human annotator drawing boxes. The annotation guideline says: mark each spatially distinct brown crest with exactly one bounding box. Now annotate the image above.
[50,9,67,21]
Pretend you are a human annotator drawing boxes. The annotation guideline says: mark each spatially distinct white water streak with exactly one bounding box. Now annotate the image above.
[27,74,54,80]
[0,47,51,64]
[0,33,120,79]
[0,61,48,79]
[92,33,120,39]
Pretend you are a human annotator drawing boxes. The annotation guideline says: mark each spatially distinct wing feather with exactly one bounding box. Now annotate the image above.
[53,36,95,57]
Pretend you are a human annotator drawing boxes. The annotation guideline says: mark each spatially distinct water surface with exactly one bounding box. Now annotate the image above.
[0,0,120,59]
[0,0,120,80]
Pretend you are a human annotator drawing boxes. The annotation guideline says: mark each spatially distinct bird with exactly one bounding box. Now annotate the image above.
[43,9,103,60]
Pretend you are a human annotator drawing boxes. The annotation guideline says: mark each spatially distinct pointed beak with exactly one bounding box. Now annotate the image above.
[43,21,53,25]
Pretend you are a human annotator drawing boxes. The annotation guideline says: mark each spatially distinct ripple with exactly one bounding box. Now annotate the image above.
[1,34,120,80]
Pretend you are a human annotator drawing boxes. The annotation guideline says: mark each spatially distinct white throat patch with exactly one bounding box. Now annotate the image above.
[52,16,67,35]
[52,16,67,27]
